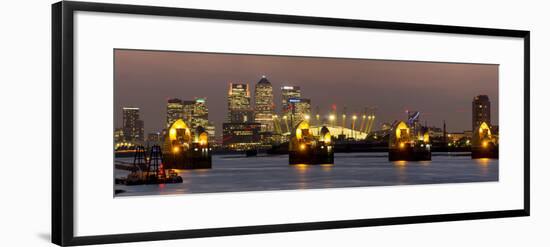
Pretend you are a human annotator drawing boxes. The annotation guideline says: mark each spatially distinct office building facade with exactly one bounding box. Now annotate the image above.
[122,107,144,142]
[472,95,491,131]
[254,76,275,132]
[228,83,253,123]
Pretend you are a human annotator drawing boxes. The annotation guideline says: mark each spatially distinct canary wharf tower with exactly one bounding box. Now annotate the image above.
[254,76,275,132]
[227,83,252,123]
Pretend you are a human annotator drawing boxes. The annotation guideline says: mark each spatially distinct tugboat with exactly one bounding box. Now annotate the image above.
[165,169,184,183]
[388,120,431,161]
[163,119,212,169]
[289,121,334,165]
[124,145,183,185]
[471,122,498,159]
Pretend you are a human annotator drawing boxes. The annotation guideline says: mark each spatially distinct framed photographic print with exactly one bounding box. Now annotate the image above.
[52,1,530,246]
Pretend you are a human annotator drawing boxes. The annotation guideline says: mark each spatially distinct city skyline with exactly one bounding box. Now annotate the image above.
[114,49,499,136]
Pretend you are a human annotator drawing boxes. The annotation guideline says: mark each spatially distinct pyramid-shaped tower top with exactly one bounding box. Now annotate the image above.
[257,75,271,85]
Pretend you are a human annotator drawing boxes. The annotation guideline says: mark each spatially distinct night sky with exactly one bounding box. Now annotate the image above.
[114,49,498,136]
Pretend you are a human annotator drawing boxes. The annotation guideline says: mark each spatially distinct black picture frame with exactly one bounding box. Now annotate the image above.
[52,1,530,246]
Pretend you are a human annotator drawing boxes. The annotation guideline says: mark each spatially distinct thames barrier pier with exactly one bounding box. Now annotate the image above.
[471,95,498,159]
[471,122,499,159]
[388,117,431,161]
[163,119,212,169]
[289,120,334,165]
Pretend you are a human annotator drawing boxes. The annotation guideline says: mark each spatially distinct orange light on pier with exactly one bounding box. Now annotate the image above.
[476,158,491,166]
[396,160,407,165]
[294,164,309,173]
[199,132,208,146]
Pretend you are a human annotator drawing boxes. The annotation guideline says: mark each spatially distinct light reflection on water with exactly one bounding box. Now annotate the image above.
[419,161,431,166]
[320,164,334,172]
[291,164,310,189]
[392,161,408,184]
[293,164,309,174]
[115,152,499,196]
[474,158,493,176]
[475,158,491,165]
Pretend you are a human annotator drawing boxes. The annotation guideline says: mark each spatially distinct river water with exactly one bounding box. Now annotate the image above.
[114,152,498,196]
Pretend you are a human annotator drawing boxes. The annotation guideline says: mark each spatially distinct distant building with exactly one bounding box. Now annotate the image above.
[290,98,311,125]
[222,122,262,150]
[447,132,468,142]
[472,95,491,131]
[166,97,215,141]
[380,122,392,131]
[446,131,473,147]
[191,97,215,140]
[114,128,124,142]
[147,132,161,145]
[166,98,183,128]
[205,125,216,144]
[147,132,161,142]
[191,97,209,128]
[254,76,275,132]
[122,107,144,142]
[228,83,253,123]
[426,126,444,138]
[281,85,301,117]
[182,100,195,122]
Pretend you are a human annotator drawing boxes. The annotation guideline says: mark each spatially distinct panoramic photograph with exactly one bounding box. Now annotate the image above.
[113,49,499,197]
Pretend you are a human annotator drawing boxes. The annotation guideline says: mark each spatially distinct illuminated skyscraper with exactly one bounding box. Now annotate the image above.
[472,95,491,131]
[122,107,144,142]
[182,100,195,122]
[166,98,183,128]
[281,85,301,117]
[114,128,124,143]
[289,98,311,125]
[254,76,275,132]
[190,97,215,139]
[168,97,214,139]
[228,83,253,123]
[191,97,209,127]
